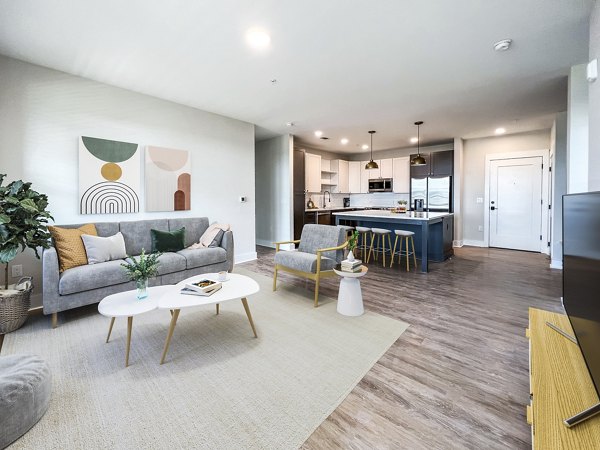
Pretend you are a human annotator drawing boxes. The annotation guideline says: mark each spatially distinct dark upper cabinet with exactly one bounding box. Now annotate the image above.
[431,151,454,177]
[409,153,431,178]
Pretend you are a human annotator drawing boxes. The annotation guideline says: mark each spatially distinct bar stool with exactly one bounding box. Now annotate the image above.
[368,228,392,266]
[390,230,417,271]
[355,226,371,260]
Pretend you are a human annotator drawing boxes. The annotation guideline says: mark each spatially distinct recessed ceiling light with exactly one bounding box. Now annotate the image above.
[314,130,323,137]
[340,138,349,145]
[361,144,369,150]
[410,137,419,143]
[495,127,506,135]
[493,39,512,52]
[245,27,271,50]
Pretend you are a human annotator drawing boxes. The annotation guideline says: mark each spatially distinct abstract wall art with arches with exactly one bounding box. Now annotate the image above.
[145,146,191,212]
[79,136,141,214]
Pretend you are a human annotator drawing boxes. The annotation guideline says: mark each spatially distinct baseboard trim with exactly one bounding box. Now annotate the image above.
[235,252,258,264]
[453,240,464,248]
[462,239,487,248]
[256,239,275,249]
[550,260,563,270]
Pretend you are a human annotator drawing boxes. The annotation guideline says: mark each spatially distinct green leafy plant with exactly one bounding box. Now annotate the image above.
[121,249,162,282]
[397,200,408,205]
[347,230,359,252]
[0,174,53,289]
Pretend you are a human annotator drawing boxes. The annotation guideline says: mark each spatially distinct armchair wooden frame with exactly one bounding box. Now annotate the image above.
[272,239,348,307]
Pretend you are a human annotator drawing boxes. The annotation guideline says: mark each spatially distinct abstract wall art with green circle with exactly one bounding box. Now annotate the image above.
[79,136,141,214]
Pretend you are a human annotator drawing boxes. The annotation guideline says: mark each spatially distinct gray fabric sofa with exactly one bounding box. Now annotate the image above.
[42,217,234,327]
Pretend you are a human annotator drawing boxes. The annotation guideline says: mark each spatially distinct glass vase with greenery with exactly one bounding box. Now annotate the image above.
[0,174,53,290]
[121,249,161,299]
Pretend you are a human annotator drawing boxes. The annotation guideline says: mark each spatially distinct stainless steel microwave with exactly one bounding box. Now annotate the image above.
[368,178,393,192]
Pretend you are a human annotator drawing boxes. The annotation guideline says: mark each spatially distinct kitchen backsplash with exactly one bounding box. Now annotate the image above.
[305,192,410,209]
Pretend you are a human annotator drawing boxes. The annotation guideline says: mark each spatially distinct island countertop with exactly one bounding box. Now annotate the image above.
[333,210,453,221]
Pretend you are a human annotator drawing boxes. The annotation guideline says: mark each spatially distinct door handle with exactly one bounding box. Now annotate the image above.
[490,206,497,211]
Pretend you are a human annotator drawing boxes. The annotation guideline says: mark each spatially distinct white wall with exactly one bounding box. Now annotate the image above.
[255,135,293,248]
[453,137,465,246]
[462,130,551,245]
[567,64,590,193]
[0,56,256,307]
[589,1,600,191]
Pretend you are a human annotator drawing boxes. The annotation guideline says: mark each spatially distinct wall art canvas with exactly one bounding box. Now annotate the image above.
[79,136,141,214]
[145,146,191,212]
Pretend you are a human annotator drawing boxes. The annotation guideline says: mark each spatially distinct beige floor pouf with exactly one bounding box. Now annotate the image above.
[0,354,51,449]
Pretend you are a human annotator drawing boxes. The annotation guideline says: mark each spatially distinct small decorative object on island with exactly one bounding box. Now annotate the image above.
[121,249,161,299]
[397,200,408,213]
[0,174,53,333]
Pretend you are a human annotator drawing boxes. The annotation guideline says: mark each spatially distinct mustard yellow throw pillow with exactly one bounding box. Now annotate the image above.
[48,224,98,272]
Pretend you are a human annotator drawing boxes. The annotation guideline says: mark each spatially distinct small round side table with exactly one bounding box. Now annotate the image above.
[333,265,368,316]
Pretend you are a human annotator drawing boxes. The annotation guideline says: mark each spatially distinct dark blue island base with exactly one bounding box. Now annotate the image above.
[334,212,454,273]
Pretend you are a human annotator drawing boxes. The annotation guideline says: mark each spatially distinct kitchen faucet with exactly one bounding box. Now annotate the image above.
[323,190,331,208]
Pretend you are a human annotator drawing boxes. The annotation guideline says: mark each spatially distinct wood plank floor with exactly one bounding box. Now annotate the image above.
[239,245,563,450]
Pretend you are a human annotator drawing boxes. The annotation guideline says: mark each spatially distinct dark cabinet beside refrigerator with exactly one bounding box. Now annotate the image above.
[410,154,431,177]
[409,150,453,177]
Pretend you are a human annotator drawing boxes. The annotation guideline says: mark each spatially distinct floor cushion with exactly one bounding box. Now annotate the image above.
[0,354,51,449]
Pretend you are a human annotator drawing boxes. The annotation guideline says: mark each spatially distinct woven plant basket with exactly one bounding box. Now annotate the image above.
[0,277,33,334]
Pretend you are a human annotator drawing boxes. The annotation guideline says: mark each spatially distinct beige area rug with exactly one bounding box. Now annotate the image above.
[3,267,408,449]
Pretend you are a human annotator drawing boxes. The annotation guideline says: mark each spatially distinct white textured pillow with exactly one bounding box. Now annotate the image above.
[81,232,127,265]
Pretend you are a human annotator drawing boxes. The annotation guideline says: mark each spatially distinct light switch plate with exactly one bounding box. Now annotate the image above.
[11,264,23,278]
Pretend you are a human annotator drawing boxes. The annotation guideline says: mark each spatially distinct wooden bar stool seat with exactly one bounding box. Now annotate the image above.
[391,229,417,271]
[368,228,392,266]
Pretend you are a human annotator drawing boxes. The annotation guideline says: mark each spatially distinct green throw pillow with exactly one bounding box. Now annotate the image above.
[151,227,186,252]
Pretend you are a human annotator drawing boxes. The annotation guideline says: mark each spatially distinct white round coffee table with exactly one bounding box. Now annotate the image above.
[157,273,260,364]
[98,285,174,367]
[333,265,368,316]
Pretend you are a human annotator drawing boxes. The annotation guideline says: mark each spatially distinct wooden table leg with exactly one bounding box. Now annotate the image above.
[106,317,116,343]
[160,309,180,365]
[241,298,257,338]
[216,303,220,315]
[125,316,133,367]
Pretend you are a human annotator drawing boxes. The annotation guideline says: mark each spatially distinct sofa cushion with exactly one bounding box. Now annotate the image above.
[274,250,337,273]
[151,227,186,253]
[59,260,129,295]
[120,219,169,255]
[155,252,187,275]
[49,224,98,273]
[81,232,127,264]
[168,218,209,248]
[177,248,227,269]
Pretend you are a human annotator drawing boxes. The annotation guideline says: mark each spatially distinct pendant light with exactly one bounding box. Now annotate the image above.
[365,131,379,170]
[410,121,427,166]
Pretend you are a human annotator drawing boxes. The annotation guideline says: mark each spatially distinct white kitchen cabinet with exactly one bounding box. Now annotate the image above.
[349,161,362,193]
[305,153,322,193]
[332,159,349,193]
[393,157,410,193]
[361,161,372,193]
[380,158,393,178]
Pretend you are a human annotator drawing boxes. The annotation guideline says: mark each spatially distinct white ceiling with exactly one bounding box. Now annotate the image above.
[0,0,593,152]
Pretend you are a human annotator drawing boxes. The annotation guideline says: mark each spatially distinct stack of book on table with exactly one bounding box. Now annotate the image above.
[341,258,362,273]
[181,279,222,296]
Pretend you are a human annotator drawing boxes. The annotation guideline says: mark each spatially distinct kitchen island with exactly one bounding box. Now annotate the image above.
[333,210,454,273]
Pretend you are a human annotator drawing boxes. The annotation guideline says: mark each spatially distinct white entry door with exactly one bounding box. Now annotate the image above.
[489,157,543,251]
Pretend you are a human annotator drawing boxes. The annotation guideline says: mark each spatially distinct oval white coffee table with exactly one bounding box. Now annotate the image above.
[98,285,174,367]
[333,265,368,316]
[157,273,260,364]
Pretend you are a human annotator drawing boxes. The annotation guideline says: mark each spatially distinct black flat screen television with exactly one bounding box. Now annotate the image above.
[563,192,600,400]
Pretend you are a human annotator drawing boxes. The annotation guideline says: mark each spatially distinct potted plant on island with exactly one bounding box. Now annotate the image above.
[0,174,53,333]
[397,200,408,213]
[121,249,161,299]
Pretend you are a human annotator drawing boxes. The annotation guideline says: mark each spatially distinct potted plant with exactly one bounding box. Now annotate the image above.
[121,249,161,299]
[397,200,408,213]
[347,230,359,261]
[0,174,53,333]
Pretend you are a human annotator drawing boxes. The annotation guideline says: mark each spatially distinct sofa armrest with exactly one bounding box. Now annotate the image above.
[42,247,61,315]
[220,230,234,272]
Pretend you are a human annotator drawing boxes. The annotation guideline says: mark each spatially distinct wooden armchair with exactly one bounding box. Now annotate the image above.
[273,224,348,307]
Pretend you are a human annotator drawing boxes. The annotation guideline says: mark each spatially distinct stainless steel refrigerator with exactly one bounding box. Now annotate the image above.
[410,176,452,212]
